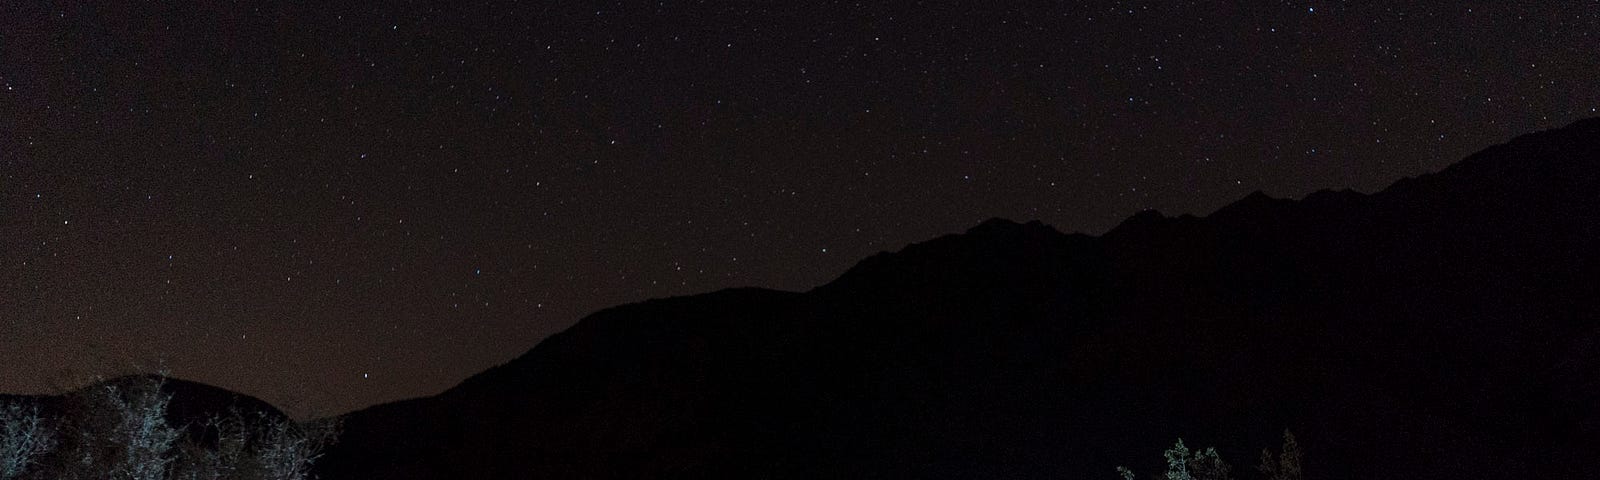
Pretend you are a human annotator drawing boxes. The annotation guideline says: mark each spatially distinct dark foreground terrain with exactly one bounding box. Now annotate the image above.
[17,120,1595,478]
[313,118,1600,478]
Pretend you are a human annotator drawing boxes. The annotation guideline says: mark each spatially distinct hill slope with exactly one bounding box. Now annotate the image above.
[318,118,1600,479]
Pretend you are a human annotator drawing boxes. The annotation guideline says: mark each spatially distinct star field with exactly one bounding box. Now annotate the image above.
[1,2,1596,415]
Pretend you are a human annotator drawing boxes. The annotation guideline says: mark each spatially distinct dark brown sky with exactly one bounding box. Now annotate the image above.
[2,1,1596,416]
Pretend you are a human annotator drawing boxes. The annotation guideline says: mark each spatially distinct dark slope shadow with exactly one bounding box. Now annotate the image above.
[316,118,1600,479]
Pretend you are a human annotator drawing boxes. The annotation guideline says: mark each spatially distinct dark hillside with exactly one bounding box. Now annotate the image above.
[318,118,1600,479]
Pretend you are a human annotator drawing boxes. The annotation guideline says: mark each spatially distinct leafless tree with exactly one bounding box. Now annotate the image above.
[52,376,181,480]
[1256,429,1301,480]
[1117,433,1300,480]
[11,372,336,480]
[250,413,339,480]
[170,411,252,480]
[0,402,55,479]
[170,409,340,480]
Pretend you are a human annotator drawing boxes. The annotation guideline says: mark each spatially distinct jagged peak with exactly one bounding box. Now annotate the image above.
[1103,208,1168,238]
[1566,116,1600,129]
[964,217,1059,237]
[1303,188,1361,202]
[969,216,1023,231]
[1105,117,1600,241]
[815,218,1074,294]
[829,114,1600,283]
[1391,116,1600,194]
[1207,190,1294,220]
[318,119,1600,479]
[1127,208,1167,223]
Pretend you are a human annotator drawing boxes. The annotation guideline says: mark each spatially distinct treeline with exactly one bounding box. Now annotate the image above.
[0,376,336,480]
[1117,430,1302,480]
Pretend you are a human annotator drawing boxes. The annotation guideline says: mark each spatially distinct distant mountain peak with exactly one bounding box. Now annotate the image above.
[958,217,1066,245]
[1430,116,1600,179]
[970,216,1023,230]
[317,119,1600,479]
[966,217,1053,235]
[1103,208,1168,238]
[1208,189,1294,221]
[1241,189,1273,202]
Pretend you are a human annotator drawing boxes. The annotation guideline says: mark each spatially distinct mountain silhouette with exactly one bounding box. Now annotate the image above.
[304,118,1600,478]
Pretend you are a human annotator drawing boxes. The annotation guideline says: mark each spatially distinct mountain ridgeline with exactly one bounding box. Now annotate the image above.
[314,119,1600,478]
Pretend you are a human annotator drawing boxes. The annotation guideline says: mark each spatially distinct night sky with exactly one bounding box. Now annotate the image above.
[2,2,1596,416]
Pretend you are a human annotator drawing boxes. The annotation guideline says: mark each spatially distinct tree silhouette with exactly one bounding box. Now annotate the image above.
[1117,434,1300,480]
[1257,430,1302,480]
